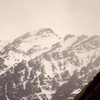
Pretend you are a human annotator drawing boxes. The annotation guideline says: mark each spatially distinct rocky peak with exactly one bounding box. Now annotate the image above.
[35,28,59,38]
[0,29,100,100]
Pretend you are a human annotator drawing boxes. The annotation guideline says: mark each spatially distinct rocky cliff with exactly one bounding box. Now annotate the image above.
[0,28,100,100]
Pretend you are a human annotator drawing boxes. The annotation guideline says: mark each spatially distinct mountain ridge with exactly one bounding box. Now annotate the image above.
[0,28,100,100]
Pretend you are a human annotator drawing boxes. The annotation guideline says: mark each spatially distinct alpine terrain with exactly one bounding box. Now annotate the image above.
[0,28,100,100]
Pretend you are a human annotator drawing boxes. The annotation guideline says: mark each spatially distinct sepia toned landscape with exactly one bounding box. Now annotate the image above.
[0,28,100,100]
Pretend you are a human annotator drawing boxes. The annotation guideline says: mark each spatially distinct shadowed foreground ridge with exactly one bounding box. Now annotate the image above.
[74,72,100,100]
[0,29,100,99]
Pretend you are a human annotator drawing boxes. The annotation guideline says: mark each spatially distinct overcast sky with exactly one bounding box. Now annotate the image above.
[0,0,100,40]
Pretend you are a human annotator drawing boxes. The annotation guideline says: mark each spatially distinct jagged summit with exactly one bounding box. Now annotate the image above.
[63,34,74,41]
[1,28,60,55]
[35,28,54,36]
[21,32,31,39]
[34,28,61,39]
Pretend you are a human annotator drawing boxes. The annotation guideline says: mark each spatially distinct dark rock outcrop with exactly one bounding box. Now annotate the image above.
[74,72,100,100]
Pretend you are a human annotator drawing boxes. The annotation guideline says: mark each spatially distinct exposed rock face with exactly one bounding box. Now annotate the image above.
[74,72,100,100]
[0,29,100,100]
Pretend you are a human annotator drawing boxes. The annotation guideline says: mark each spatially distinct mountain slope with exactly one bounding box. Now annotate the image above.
[74,72,100,100]
[0,29,100,100]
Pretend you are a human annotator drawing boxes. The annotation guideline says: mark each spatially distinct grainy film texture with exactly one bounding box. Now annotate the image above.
[0,0,100,100]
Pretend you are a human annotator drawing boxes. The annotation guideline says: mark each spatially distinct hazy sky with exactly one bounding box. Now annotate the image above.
[0,0,100,40]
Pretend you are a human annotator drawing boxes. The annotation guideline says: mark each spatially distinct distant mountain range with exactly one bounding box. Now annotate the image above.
[0,28,100,100]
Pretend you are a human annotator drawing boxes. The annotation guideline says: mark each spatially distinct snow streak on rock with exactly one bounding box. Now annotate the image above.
[0,29,100,100]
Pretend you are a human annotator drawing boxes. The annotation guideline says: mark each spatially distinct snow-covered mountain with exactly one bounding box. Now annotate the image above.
[0,40,9,51]
[0,28,100,100]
